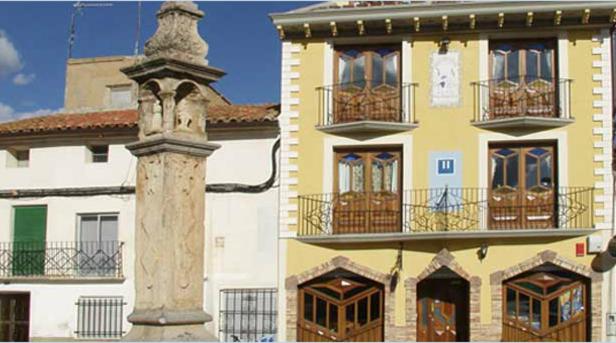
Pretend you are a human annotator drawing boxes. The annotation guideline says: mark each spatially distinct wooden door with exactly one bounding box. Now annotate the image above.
[417,279,469,342]
[334,149,401,234]
[12,206,47,276]
[0,293,30,342]
[298,277,384,342]
[334,46,401,123]
[502,272,587,341]
[489,145,556,230]
[489,40,557,118]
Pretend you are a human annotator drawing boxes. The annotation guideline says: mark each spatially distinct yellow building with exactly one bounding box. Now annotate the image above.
[271,2,615,341]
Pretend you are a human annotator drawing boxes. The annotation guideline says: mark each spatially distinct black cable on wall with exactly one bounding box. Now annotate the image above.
[0,137,281,198]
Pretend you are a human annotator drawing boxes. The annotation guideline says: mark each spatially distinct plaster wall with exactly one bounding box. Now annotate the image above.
[0,134,279,340]
[280,26,613,340]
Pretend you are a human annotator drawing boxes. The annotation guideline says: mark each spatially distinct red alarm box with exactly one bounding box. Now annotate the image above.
[576,242,585,257]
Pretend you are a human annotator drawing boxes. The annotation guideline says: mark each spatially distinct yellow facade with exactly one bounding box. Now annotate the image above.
[274,3,614,341]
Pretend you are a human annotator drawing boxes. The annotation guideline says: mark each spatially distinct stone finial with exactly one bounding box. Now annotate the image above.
[144,1,209,65]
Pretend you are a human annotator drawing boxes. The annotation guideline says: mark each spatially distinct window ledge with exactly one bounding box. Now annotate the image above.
[297,228,594,244]
[471,116,574,130]
[316,120,418,134]
[0,276,125,284]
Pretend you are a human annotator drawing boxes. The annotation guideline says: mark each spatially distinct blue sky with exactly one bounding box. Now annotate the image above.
[0,1,312,121]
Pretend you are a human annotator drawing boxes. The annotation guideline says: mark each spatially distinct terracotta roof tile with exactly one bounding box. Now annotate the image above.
[0,103,279,135]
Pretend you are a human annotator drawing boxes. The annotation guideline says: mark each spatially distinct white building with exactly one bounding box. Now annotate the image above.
[0,56,280,341]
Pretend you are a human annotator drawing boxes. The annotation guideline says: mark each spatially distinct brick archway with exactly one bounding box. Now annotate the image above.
[487,250,603,341]
[404,249,482,341]
[285,256,402,341]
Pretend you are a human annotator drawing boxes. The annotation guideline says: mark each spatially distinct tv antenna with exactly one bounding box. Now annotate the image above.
[133,1,142,56]
[67,1,113,59]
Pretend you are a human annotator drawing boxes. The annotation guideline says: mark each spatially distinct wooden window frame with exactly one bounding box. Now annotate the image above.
[334,45,402,87]
[489,38,558,81]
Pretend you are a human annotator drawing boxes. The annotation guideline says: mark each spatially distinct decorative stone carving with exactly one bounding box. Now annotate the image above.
[122,1,223,341]
[143,1,209,66]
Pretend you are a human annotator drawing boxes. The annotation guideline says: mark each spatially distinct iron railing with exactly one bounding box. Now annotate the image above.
[297,187,594,236]
[0,241,123,279]
[219,288,277,342]
[471,77,572,122]
[317,81,417,126]
[75,296,125,339]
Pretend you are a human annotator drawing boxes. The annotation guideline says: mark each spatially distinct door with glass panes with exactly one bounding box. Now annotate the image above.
[334,46,400,123]
[334,148,402,234]
[78,214,119,276]
[298,274,383,342]
[489,40,557,118]
[489,144,556,229]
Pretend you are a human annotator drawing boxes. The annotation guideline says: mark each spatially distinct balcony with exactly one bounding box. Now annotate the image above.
[297,187,594,243]
[0,241,123,281]
[316,81,418,134]
[471,77,573,130]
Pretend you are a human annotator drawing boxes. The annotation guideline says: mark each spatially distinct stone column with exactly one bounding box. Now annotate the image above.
[121,2,225,340]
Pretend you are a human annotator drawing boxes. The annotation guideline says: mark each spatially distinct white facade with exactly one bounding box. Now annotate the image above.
[0,130,279,340]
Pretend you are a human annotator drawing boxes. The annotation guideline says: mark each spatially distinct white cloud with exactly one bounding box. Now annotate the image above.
[12,73,35,86]
[0,30,22,76]
[0,102,60,123]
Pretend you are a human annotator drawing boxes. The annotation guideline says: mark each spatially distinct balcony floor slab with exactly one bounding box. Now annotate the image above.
[316,120,418,134]
[0,277,126,284]
[297,228,594,244]
[471,116,574,130]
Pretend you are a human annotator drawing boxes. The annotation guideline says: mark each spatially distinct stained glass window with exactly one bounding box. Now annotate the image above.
[336,46,399,89]
[338,153,363,193]
[491,40,555,83]
[572,286,583,315]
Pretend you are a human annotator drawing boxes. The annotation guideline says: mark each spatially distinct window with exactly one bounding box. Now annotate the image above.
[78,214,119,276]
[108,85,132,108]
[336,46,400,88]
[87,145,109,163]
[219,288,277,342]
[490,40,556,82]
[76,296,125,339]
[6,149,29,168]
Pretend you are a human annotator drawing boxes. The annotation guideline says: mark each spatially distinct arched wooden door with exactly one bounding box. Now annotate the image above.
[297,271,384,342]
[502,270,588,341]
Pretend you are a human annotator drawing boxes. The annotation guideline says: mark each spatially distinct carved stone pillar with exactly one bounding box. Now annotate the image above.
[121,1,225,340]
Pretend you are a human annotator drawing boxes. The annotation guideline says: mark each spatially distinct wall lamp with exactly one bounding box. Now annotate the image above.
[439,37,450,54]
[477,243,488,261]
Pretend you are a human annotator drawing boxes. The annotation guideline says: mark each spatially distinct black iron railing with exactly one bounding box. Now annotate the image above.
[297,187,594,236]
[219,288,277,342]
[75,296,125,339]
[0,241,123,278]
[471,77,572,122]
[317,81,417,126]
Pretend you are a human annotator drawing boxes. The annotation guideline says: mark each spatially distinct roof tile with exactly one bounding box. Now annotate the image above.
[0,103,279,135]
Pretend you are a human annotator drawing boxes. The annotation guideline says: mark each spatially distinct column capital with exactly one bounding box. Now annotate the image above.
[126,132,220,158]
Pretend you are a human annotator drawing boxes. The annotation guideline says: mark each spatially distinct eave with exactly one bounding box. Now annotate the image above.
[271,2,616,39]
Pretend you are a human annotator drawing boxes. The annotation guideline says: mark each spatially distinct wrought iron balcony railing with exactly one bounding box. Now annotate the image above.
[317,81,417,127]
[471,77,572,123]
[0,241,123,279]
[297,187,594,237]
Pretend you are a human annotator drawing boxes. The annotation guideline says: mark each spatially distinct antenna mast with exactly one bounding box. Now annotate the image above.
[67,1,113,59]
[133,1,142,56]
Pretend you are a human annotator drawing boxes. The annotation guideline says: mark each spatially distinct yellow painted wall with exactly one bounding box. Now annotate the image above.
[285,28,605,330]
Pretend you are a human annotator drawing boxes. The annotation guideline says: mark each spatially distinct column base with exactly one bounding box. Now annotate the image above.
[124,324,217,341]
